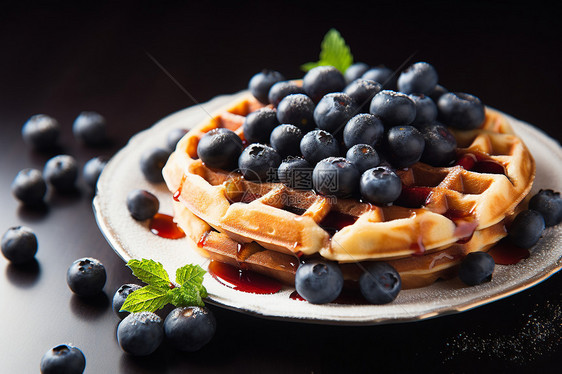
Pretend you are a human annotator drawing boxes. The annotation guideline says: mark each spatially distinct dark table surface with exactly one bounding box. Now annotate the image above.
[1,2,561,373]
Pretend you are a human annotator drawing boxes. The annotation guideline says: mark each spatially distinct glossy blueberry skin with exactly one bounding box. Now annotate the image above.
[346,144,380,174]
[164,306,217,352]
[362,66,397,90]
[313,157,360,198]
[22,114,60,151]
[386,126,425,168]
[302,66,346,103]
[429,84,448,102]
[300,129,340,165]
[458,252,495,286]
[83,156,107,189]
[243,108,280,144]
[408,94,437,126]
[11,168,47,206]
[249,69,285,104]
[438,92,485,130]
[344,62,370,84]
[268,81,306,107]
[66,257,107,297]
[40,344,86,374]
[126,189,159,221]
[238,143,281,182]
[117,312,163,356]
[276,94,316,132]
[529,190,562,227]
[359,262,401,304]
[43,155,79,192]
[295,261,343,304]
[508,210,545,249]
[140,147,171,183]
[112,284,142,319]
[166,128,188,151]
[418,122,457,166]
[1,226,38,264]
[313,92,357,135]
[73,111,107,146]
[270,124,303,158]
[397,62,438,95]
[344,79,382,112]
[370,90,416,127]
[278,157,313,190]
[197,128,243,171]
[360,166,402,205]
[343,113,384,149]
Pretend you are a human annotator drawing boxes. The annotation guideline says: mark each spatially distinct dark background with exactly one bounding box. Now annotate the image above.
[1,1,561,373]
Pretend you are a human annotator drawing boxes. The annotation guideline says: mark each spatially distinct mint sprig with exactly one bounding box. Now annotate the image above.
[121,259,208,313]
[301,28,354,74]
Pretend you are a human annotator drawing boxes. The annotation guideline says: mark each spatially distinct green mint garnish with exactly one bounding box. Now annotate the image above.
[121,259,208,313]
[301,28,354,74]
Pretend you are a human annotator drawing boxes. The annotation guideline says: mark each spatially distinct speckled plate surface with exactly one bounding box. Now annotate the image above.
[93,91,562,325]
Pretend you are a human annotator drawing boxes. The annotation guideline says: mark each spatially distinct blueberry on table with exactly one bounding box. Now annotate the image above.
[268,81,306,107]
[344,62,370,84]
[66,257,107,297]
[243,108,280,144]
[40,344,86,374]
[359,262,401,304]
[238,143,282,182]
[300,129,340,165]
[386,125,425,168]
[343,113,384,149]
[82,156,107,189]
[508,210,545,249]
[278,157,313,190]
[21,114,60,151]
[362,66,397,90]
[343,78,382,112]
[249,69,285,104]
[408,94,437,126]
[295,260,343,304]
[43,155,79,192]
[126,189,159,221]
[302,66,346,103]
[166,128,188,151]
[164,306,217,352]
[397,61,439,95]
[276,94,316,132]
[418,122,457,167]
[360,166,402,205]
[270,124,303,158]
[197,128,243,171]
[528,189,562,227]
[72,111,107,146]
[458,252,495,286]
[1,226,38,264]
[112,284,142,319]
[313,157,360,198]
[370,90,416,127]
[140,147,171,183]
[11,168,47,206]
[346,144,380,174]
[313,92,357,135]
[117,312,163,356]
[437,92,485,130]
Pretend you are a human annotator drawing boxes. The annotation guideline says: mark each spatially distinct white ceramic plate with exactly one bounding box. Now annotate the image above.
[93,91,562,325]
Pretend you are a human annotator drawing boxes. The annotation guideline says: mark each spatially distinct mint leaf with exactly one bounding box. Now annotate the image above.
[126,259,170,289]
[120,285,172,313]
[169,284,205,307]
[176,264,206,286]
[301,28,353,74]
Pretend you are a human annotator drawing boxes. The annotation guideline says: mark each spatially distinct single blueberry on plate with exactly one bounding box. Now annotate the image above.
[313,92,357,135]
[302,66,346,103]
[11,168,47,206]
[343,113,384,149]
[126,189,159,221]
[385,126,425,168]
[117,312,163,356]
[295,260,343,304]
[343,79,382,112]
[360,166,402,205]
[270,124,303,158]
[66,257,107,297]
[362,66,397,90]
[238,143,282,182]
[418,122,457,167]
[1,226,38,264]
[346,144,380,174]
[164,306,217,352]
[140,147,171,183]
[408,94,438,126]
[300,129,340,165]
[438,92,485,130]
[43,154,79,192]
[370,90,416,127]
[344,62,370,84]
[112,284,142,319]
[458,252,495,286]
[197,128,243,171]
[508,210,545,249]
[243,108,279,144]
[278,157,313,190]
[397,61,439,95]
[249,69,285,104]
[83,156,107,189]
[268,81,306,107]
[359,262,401,304]
[73,111,107,146]
[528,189,562,227]
[40,344,86,374]
[22,114,60,151]
[312,157,360,198]
[276,94,316,132]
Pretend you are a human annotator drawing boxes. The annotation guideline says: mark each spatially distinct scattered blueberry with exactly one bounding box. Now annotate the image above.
[385,125,425,168]
[359,262,401,304]
[360,166,402,205]
[1,226,38,264]
[66,257,107,297]
[418,122,457,166]
[313,92,357,135]
[82,156,107,189]
[164,306,217,352]
[508,210,545,249]
[408,94,438,126]
[11,168,47,206]
[343,78,382,112]
[276,94,316,132]
[295,260,343,304]
[313,157,360,198]
[429,84,448,102]
[40,344,86,374]
[72,111,107,146]
[397,61,439,95]
[112,284,142,319]
[126,189,159,221]
[268,81,306,107]
[21,114,60,151]
[117,312,163,356]
[370,90,416,127]
[346,144,380,174]
[278,157,313,190]
[343,113,384,149]
[43,155,79,192]
[197,128,243,171]
[344,62,370,84]
[438,92,485,130]
[238,143,281,182]
[166,128,188,151]
[300,129,340,165]
[458,252,495,286]
[529,190,562,227]
[243,108,279,144]
[362,66,397,89]
[270,124,303,158]
[140,147,171,183]
[249,69,285,104]
[302,66,346,103]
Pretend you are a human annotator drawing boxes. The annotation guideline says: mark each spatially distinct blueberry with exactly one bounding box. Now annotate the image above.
[362,66,397,89]
[508,210,545,249]
[197,128,243,171]
[370,90,416,127]
[276,94,316,132]
[343,79,382,112]
[73,111,107,146]
[344,62,370,84]
[397,62,439,95]
[529,189,562,227]
[1,226,38,264]
[82,156,107,189]
[238,143,281,182]
[11,168,47,206]
[243,108,279,144]
[346,144,380,174]
[126,189,159,221]
[140,147,171,183]
[302,66,346,103]
[438,92,485,130]
[66,257,106,297]
[313,157,360,198]
[458,252,495,286]
[295,260,343,304]
[166,128,188,151]
[360,166,402,205]
[359,262,401,304]
[313,92,357,135]
[249,69,285,104]
[22,114,60,151]
[386,126,425,168]
[40,344,86,374]
[270,124,303,158]
[164,306,216,352]
[43,155,79,192]
[343,113,384,149]
[278,157,313,190]
[268,81,306,107]
[429,84,448,102]
[408,94,437,126]
[117,312,163,356]
[300,129,340,165]
[418,122,457,166]
[112,284,142,319]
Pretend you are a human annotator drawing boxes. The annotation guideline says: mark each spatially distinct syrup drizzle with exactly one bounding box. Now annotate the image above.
[396,186,433,208]
[488,239,530,265]
[149,213,186,239]
[208,261,282,294]
[456,153,506,175]
[173,175,187,202]
[319,211,357,236]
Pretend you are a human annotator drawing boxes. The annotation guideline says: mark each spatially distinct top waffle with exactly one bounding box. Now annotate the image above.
[162,94,535,262]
